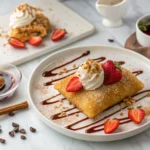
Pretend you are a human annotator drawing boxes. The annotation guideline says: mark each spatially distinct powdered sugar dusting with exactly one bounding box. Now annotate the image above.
[30,47,150,136]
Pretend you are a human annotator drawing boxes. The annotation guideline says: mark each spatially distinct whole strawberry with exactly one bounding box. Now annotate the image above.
[102,60,122,85]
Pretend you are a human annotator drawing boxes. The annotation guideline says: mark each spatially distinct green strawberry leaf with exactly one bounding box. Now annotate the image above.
[137,106,142,109]
[114,62,122,70]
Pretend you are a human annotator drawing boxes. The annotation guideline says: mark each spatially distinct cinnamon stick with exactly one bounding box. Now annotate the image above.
[0,101,29,116]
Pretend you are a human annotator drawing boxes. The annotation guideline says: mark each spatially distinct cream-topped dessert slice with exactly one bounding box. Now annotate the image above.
[54,59,144,118]
[9,3,50,41]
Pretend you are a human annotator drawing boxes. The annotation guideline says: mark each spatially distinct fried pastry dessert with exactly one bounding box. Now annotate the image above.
[9,3,50,41]
[54,59,144,118]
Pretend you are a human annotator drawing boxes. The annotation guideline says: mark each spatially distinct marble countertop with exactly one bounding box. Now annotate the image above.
[1,0,150,149]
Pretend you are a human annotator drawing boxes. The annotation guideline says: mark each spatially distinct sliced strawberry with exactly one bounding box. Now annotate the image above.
[29,36,42,46]
[51,29,66,41]
[104,119,120,134]
[8,37,26,48]
[128,108,145,124]
[66,76,83,92]
[102,60,122,85]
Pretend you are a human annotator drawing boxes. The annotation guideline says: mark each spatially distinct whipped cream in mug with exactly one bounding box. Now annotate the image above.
[76,59,104,90]
[9,3,36,29]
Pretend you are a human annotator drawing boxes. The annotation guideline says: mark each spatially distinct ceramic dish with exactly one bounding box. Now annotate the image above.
[0,62,22,101]
[136,14,150,47]
[96,0,128,27]
[29,46,150,141]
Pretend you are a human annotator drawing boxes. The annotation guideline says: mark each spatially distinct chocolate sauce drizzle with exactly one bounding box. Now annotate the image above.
[42,89,149,133]
[42,51,91,77]
[65,90,150,132]
[44,73,74,86]
[114,61,125,65]
[44,69,143,86]
[41,69,144,121]
[42,51,127,87]
[42,97,66,105]
[86,118,131,133]
[42,93,60,105]
[41,50,146,133]
[93,57,106,62]
[51,107,81,120]
[42,72,144,106]
[132,70,143,76]
[42,51,106,79]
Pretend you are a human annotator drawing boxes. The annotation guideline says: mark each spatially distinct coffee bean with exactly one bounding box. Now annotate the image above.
[108,39,114,42]
[13,127,19,133]
[19,129,26,134]
[12,122,19,127]
[9,131,14,137]
[30,127,36,133]
[9,112,15,116]
[0,138,5,143]
[20,135,26,140]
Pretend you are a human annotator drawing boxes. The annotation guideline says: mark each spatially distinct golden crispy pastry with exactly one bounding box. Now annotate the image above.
[54,68,144,118]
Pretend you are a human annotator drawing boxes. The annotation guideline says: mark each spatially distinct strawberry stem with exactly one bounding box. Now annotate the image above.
[137,106,142,109]
[114,62,122,70]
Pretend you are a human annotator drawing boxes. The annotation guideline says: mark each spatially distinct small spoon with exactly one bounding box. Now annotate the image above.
[0,76,5,89]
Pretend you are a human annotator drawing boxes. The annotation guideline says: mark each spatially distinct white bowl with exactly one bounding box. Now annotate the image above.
[96,0,128,27]
[136,15,150,47]
[0,62,22,101]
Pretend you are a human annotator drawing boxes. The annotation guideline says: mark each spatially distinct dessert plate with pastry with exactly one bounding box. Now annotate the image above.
[29,45,150,141]
[0,0,94,65]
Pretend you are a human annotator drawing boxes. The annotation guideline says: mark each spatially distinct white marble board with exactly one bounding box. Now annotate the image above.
[0,0,94,65]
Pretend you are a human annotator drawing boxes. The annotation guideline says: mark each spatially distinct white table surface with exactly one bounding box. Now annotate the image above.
[1,0,150,149]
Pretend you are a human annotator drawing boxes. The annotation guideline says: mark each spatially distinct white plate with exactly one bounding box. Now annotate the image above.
[0,0,94,65]
[29,46,150,141]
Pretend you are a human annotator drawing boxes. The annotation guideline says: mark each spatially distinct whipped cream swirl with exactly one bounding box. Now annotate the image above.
[9,4,36,29]
[76,59,104,90]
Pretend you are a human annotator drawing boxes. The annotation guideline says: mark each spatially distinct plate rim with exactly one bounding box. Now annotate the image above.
[28,45,150,141]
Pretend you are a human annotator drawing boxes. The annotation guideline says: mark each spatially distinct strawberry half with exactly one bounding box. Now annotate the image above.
[51,29,66,41]
[128,108,145,124]
[104,119,120,134]
[66,76,83,92]
[102,60,122,85]
[8,37,26,48]
[29,36,42,46]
